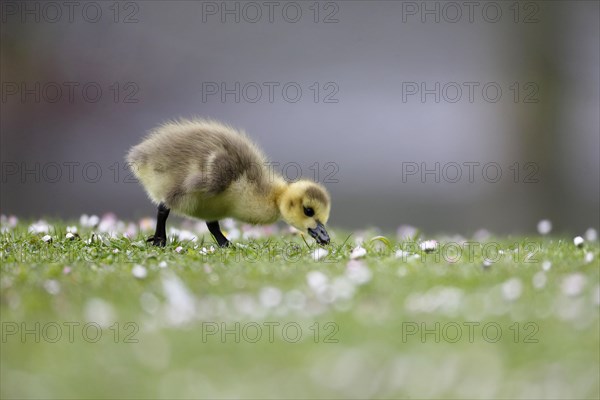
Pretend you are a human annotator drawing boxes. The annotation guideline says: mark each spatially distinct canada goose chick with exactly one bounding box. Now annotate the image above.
[126,118,331,247]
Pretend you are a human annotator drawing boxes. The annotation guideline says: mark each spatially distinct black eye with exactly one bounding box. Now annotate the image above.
[303,206,315,217]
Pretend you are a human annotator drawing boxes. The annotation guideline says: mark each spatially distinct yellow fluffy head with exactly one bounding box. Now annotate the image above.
[278,180,331,245]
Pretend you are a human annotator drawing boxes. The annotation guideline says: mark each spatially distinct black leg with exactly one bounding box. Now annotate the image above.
[147,202,170,247]
[207,220,230,248]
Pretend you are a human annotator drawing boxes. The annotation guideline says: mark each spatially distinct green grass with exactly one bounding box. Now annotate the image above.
[1,218,599,399]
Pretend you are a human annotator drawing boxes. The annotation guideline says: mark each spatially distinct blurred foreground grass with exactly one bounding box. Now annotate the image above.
[1,217,599,399]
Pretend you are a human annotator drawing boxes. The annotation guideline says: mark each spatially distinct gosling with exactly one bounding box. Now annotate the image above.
[126,118,331,247]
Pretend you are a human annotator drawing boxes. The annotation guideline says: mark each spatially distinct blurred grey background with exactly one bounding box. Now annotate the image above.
[1,1,598,235]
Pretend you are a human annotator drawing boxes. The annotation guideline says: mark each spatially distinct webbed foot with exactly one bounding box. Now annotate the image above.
[146,235,167,247]
[217,238,231,248]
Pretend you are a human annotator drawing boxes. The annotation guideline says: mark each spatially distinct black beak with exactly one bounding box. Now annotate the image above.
[308,222,330,246]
